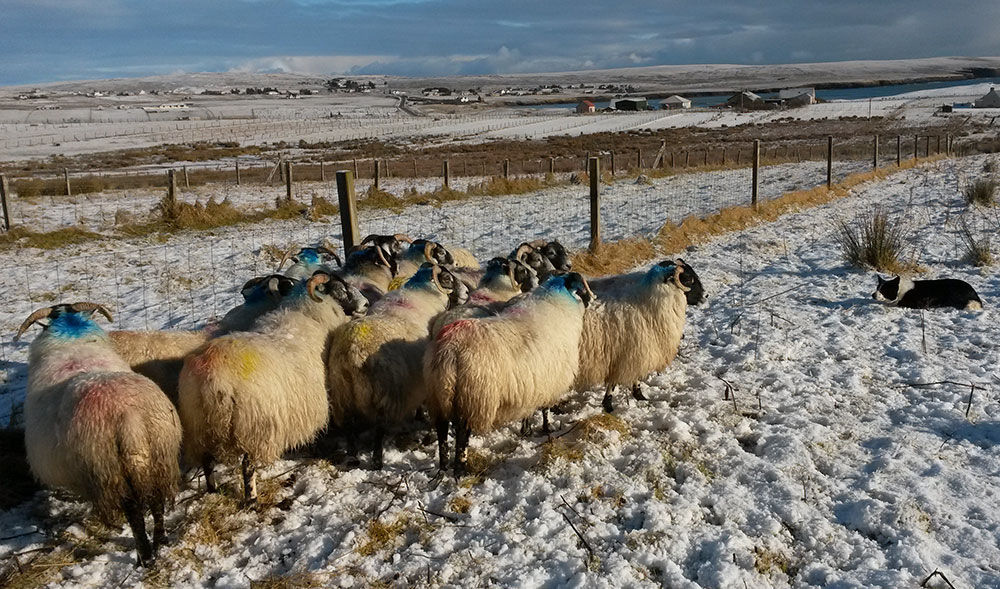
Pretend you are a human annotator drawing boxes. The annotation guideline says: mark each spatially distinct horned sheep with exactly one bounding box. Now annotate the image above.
[16,302,182,566]
[177,271,368,501]
[424,273,595,475]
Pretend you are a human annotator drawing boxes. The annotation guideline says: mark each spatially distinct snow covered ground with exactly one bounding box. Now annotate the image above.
[0,155,997,588]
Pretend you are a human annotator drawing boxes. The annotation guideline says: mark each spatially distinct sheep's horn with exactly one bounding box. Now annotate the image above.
[70,302,113,323]
[513,243,534,261]
[319,239,343,267]
[306,272,330,302]
[14,306,54,341]
[275,245,298,272]
[241,276,267,293]
[671,265,691,292]
[526,238,547,248]
[423,240,436,264]
[265,276,283,301]
[393,233,414,244]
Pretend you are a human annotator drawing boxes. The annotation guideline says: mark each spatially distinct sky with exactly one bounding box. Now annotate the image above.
[2,0,1000,85]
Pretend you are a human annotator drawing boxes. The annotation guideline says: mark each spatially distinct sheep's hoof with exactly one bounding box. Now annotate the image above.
[345,455,361,469]
[602,393,615,413]
[519,419,531,436]
[631,384,648,402]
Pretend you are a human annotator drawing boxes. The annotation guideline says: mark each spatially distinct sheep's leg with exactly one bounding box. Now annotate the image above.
[344,420,361,468]
[151,501,167,549]
[435,418,449,471]
[372,423,385,470]
[241,454,257,504]
[453,418,470,479]
[123,498,153,567]
[542,408,552,435]
[602,385,617,413]
[519,418,531,436]
[631,382,648,401]
[202,454,217,493]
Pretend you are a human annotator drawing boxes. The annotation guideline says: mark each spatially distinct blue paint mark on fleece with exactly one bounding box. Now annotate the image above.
[48,311,105,340]
[643,263,676,286]
[297,248,321,266]
[404,265,435,289]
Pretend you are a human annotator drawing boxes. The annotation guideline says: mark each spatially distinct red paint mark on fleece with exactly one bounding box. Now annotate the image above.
[437,319,475,342]
[469,292,498,304]
[73,379,130,425]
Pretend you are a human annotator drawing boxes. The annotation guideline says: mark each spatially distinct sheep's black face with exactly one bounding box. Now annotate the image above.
[323,276,369,317]
[512,260,539,293]
[562,272,595,308]
[242,274,297,303]
[429,242,454,266]
[675,258,705,306]
[542,241,571,272]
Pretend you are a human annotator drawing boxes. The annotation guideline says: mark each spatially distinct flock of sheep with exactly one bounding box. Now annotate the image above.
[15,234,704,566]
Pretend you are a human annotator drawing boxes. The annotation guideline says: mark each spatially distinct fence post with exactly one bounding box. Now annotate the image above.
[588,157,600,253]
[914,135,918,160]
[284,161,294,202]
[925,136,931,158]
[0,174,11,231]
[946,134,952,155]
[374,159,381,190]
[336,170,360,253]
[752,139,760,211]
[637,148,642,170]
[936,135,941,154]
[826,136,833,189]
[443,160,450,188]
[183,165,190,189]
[353,158,359,179]
[320,162,326,182]
[413,159,418,177]
[896,135,901,166]
[610,151,616,176]
[873,134,879,170]
[503,159,510,178]
[549,157,555,174]
[235,161,241,185]
[64,168,72,197]
[167,169,178,208]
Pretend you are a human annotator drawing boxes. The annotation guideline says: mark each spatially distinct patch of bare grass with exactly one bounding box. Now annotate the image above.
[833,206,909,272]
[0,226,103,250]
[959,218,994,266]
[356,517,408,557]
[250,572,327,589]
[963,177,997,206]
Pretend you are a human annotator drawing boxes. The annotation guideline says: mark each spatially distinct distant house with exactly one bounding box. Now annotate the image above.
[663,95,691,109]
[613,97,648,111]
[576,100,595,114]
[778,87,816,105]
[727,91,763,109]
[974,87,1000,108]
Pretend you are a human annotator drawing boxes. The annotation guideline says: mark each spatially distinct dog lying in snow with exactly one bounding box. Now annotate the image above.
[872,275,983,310]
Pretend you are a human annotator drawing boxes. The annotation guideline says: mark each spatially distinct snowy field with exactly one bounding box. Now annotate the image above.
[0,154,997,588]
[6,78,1000,161]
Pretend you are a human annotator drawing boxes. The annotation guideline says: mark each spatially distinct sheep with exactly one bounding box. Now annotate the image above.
[15,302,182,566]
[575,260,693,414]
[327,264,468,468]
[276,238,343,280]
[511,239,572,282]
[429,256,538,337]
[390,238,483,290]
[177,271,368,502]
[108,274,296,405]
[424,272,595,476]
[341,242,401,304]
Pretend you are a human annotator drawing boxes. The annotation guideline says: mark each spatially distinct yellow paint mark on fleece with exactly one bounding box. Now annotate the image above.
[348,321,374,343]
[387,276,408,291]
[229,341,261,379]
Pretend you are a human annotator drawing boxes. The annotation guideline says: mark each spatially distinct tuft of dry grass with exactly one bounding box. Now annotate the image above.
[359,185,406,213]
[833,206,908,272]
[963,177,997,206]
[577,413,631,441]
[0,226,103,250]
[249,572,328,589]
[571,238,658,277]
[467,175,549,196]
[754,546,792,576]
[538,438,585,466]
[306,195,339,220]
[356,517,407,557]
[959,218,994,266]
[448,496,473,514]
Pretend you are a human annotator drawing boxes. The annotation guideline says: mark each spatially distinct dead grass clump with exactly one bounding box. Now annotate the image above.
[467,176,546,196]
[570,237,657,277]
[959,219,994,266]
[0,226,103,250]
[754,546,792,576]
[157,196,245,230]
[250,572,327,589]
[577,413,631,442]
[963,177,997,206]
[356,517,407,557]
[179,493,244,549]
[359,186,406,213]
[0,548,73,589]
[448,496,473,514]
[833,206,908,272]
[538,438,585,467]
[307,195,339,220]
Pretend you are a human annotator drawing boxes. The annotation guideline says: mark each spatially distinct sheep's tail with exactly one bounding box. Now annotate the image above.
[115,406,181,515]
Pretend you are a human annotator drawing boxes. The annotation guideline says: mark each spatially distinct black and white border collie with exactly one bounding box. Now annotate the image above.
[872,275,983,310]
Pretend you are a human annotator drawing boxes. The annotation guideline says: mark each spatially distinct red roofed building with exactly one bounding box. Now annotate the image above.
[576,100,595,114]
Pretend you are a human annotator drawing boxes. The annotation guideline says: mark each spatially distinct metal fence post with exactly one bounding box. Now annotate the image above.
[589,157,600,253]
[336,170,360,253]
[752,139,760,211]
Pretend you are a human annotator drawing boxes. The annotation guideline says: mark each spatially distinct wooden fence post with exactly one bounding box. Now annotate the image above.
[827,136,833,189]
[284,161,293,202]
[0,174,11,232]
[353,158,359,179]
[183,165,190,189]
[549,157,555,174]
[588,157,600,253]
[235,161,241,185]
[873,134,879,170]
[320,162,326,182]
[503,159,510,178]
[896,136,902,166]
[752,139,760,211]
[925,136,931,158]
[914,135,919,160]
[637,148,642,170]
[167,169,178,208]
[64,168,71,197]
[443,160,450,188]
[374,159,381,190]
[936,135,941,154]
[610,151,616,176]
[336,170,360,253]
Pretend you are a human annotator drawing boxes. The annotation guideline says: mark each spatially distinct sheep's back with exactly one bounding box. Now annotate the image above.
[109,330,208,405]
[25,371,180,522]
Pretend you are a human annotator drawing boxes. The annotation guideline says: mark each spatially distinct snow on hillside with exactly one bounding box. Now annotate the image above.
[0,155,997,588]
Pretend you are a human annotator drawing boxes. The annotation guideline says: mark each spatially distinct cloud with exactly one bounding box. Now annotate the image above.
[231,55,394,75]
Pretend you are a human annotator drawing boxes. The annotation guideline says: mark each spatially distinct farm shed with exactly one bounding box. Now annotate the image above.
[576,100,595,114]
[974,87,1000,108]
[778,87,816,105]
[612,97,648,111]
[663,95,691,109]
[727,91,763,109]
